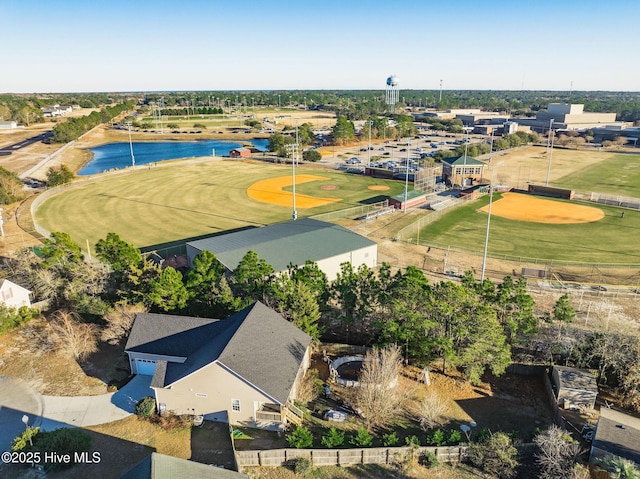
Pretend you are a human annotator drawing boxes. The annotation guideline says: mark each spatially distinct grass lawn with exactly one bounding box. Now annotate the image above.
[244,463,482,479]
[553,152,640,197]
[34,160,405,250]
[417,194,640,264]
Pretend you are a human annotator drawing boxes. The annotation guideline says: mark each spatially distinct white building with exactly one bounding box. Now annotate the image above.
[186,218,377,281]
[0,279,31,309]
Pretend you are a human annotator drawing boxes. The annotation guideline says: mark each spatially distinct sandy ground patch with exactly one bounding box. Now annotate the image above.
[368,185,390,191]
[247,174,342,208]
[480,192,604,224]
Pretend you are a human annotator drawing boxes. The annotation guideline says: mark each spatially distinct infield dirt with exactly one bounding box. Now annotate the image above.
[480,192,605,224]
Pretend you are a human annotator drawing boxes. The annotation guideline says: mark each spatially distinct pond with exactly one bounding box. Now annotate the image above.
[78,138,269,175]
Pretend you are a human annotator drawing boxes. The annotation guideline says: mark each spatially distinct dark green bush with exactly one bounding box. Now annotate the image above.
[382,432,399,446]
[286,426,313,448]
[135,396,156,418]
[350,426,373,447]
[321,427,345,448]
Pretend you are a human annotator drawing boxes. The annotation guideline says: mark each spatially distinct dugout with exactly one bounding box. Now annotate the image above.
[528,184,574,200]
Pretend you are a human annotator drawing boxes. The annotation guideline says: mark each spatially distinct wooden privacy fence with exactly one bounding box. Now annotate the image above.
[235,445,467,468]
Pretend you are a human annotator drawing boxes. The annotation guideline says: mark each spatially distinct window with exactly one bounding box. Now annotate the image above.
[232,399,241,412]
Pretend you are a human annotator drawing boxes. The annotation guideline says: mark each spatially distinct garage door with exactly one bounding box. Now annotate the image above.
[135,359,157,376]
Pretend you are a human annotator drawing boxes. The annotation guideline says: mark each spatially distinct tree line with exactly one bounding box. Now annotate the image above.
[51,101,135,143]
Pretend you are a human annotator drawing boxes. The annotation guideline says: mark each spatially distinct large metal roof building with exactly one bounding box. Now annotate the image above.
[185,218,377,281]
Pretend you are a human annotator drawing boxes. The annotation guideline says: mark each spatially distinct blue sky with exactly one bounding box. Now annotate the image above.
[2,0,639,93]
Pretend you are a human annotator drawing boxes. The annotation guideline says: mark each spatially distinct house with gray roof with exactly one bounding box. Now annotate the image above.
[124,302,311,429]
[590,407,640,466]
[185,218,377,281]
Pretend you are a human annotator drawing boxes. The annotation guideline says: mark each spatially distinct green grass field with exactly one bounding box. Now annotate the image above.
[554,152,640,197]
[34,161,404,250]
[417,194,640,264]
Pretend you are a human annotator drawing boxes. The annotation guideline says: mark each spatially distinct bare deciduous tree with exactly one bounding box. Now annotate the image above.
[101,302,147,344]
[296,368,321,404]
[534,425,582,479]
[355,345,403,430]
[49,311,99,361]
[416,390,448,430]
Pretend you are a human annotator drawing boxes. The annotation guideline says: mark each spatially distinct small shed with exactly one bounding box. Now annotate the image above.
[229,147,251,158]
[389,189,427,210]
[551,366,598,410]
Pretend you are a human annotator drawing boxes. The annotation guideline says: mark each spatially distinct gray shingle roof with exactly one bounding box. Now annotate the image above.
[129,302,312,406]
[186,218,376,273]
[217,301,312,405]
[555,366,598,393]
[593,408,640,465]
[125,313,225,358]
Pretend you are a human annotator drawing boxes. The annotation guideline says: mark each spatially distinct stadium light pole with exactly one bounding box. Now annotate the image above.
[545,119,555,186]
[125,122,135,168]
[481,161,504,281]
[403,138,411,212]
[367,120,372,165]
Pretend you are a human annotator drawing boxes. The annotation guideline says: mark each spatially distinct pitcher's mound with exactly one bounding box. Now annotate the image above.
[481,192,604,224]
[321,185,338,190]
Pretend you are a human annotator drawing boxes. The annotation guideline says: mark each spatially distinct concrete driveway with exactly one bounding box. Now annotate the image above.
[0,376,44,454]
[0,375,153,453]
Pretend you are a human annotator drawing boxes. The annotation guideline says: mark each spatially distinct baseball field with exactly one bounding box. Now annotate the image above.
[418,192,640,264]
[34,160,404,249]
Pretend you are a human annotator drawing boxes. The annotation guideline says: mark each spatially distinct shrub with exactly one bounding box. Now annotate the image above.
[135,396,156,418]
[350,426,373,447]
[286,426,313,448]
[426,429,445,446]
[149,413,192,430]
[468,432,519,479]
[46,164,74,187]
[292,457,313,474]
[405,435,420,447]
[382,432,399,446]
[11,426,40,451]
[303,150,322,162]
[321,427,345,448]
[422,451,439,468]
[448,429,463,445]
[33,428,91,472]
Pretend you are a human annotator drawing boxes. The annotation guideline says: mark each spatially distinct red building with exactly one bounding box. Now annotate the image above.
[229,148,251,158]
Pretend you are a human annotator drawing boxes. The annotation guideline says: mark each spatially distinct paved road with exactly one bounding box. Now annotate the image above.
[0,375,153,453]
[0,132,52,157]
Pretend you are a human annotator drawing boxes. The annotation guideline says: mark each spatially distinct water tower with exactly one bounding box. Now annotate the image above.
[385,75,399,112]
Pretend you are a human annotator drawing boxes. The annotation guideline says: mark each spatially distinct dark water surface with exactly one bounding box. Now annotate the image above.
[79,139,269,175]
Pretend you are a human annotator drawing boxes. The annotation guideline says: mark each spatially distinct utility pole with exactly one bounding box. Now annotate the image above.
[125,121,135,168]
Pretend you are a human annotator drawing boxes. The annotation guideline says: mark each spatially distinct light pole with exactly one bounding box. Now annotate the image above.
[22,415,33,447]
[545,119,555,186]
[367,120,372,165]
[481,161,504,281]
[403,138,411,212]
[125,122,135,168]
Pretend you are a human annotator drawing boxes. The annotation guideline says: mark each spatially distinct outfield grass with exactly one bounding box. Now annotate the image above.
[554,152,640,197]
[34,161,405,250]
[418,194,640,264]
